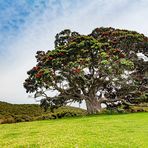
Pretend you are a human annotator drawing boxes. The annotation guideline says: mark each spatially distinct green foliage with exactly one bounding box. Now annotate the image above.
[103,104,148,114]
[135,93,148,103]
[120,59,134,68]
[24,27,148,114]
[100,60,109,65]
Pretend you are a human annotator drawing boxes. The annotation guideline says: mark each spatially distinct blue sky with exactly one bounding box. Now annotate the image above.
[0,0,148,104]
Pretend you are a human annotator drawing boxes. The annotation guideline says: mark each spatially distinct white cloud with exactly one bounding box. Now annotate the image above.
[0,0,148,104]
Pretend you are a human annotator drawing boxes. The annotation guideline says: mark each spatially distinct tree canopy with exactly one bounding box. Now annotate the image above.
[24,27,148,114]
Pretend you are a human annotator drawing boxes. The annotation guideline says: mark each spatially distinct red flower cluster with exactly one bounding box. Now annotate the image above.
[115,60,119,63]
[72,68,81,73]
[119,53,125,58]
[33,66,40,71]
[59,52,64,56]
[111,39,117,44]
[114,48,121,53]
[35,71,43,78]
[144,37,148,42]
[102,31,110,36]
[48,57,53,60]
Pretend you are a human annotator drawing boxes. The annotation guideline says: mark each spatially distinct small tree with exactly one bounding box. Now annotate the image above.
[24,27,148,114]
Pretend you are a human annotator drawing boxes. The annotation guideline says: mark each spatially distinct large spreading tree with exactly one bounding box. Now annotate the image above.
[24,27,148,114]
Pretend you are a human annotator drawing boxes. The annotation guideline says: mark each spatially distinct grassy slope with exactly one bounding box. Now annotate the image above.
[0,101,86,123]
[0,112,148,148]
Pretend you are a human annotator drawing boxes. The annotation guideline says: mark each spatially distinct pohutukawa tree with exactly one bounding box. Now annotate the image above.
[24,27,148,114]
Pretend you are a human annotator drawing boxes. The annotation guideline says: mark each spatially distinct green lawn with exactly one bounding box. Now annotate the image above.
[0,112,148,148]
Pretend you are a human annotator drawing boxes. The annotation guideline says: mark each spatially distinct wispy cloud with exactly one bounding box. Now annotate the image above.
[0,0,147,104]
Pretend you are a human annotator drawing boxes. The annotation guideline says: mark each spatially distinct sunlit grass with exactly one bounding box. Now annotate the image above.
[0,112,148,148]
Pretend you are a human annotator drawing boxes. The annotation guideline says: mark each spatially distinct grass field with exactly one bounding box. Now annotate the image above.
[0,112,148,148]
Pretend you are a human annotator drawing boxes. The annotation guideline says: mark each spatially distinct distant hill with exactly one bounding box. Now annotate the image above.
[0,101,86,124]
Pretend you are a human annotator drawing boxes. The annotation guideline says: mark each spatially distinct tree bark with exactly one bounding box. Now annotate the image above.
[85,99,101,114]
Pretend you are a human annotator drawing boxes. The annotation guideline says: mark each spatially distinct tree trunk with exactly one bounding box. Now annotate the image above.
[85,99,101,114]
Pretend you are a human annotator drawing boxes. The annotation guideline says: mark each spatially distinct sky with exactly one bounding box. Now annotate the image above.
[0,0,148,104]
